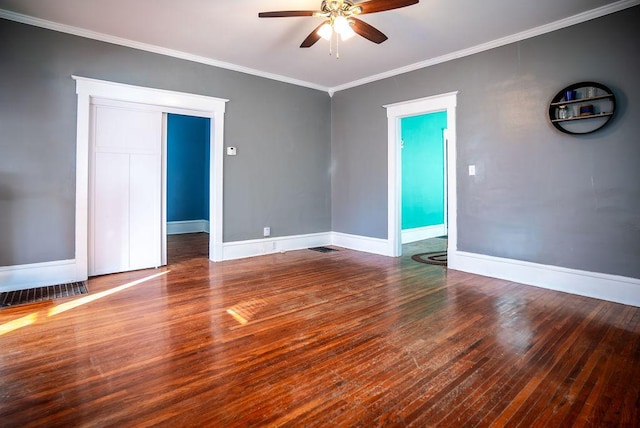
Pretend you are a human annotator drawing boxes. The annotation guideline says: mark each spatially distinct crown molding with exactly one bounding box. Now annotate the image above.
[0,9,330,93]
[329,0,640,93]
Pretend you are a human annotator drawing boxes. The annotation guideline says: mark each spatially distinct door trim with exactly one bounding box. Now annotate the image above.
[74,76,228,279]
[384,92,458,261]
[443,128,449,236]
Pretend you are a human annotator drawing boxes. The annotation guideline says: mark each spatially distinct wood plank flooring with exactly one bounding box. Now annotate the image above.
[1,233,638,427]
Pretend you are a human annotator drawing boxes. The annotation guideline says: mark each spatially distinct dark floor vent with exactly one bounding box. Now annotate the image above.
[0,281,88,308]
[308,247,338,253]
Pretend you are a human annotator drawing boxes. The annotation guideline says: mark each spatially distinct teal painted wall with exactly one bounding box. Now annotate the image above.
[401,111,447,230]
[167,114,210,222]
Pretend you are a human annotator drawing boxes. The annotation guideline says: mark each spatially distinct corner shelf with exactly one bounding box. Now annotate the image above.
[548,81,616,135]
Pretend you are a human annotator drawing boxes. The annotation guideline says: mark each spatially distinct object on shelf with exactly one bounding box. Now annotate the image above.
[558,105,568,119]
[565,90,577,101]
[580,104,594,116]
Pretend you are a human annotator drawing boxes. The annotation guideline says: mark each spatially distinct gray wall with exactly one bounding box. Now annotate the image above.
[2,7,639,280]
[332,6,640,278]
[0,19,331,266]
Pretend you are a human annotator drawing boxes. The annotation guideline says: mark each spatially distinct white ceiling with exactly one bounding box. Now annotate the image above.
[0,0,635,92]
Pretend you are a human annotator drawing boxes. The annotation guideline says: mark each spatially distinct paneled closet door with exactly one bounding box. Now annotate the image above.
[90,100,163,276]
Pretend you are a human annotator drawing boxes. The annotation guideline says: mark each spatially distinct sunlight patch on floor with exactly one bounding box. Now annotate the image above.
[0,270,170,336]
[0,312,39,336]
[48,270,170,316]
[226,298,268,325]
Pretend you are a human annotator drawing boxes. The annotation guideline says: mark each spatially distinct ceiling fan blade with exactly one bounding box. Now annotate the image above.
[357,0,419,14]
[300,23,326,48]
[258,11,316,18]
[351,18,388,44]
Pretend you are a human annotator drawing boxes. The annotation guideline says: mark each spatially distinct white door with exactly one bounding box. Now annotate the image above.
[89,99,163,276]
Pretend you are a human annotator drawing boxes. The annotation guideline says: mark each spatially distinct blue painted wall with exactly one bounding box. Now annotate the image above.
[401,111,447,230]
[167,114,210,222]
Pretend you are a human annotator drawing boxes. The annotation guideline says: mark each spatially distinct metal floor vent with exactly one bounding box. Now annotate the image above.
[0,281,88,308]
[308,247,338,253]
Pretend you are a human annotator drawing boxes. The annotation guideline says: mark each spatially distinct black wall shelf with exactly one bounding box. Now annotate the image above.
[548,81,616,135]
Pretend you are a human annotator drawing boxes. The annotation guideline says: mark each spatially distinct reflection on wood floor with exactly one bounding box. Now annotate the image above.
[0,233,638,426]
[168,232,209,263]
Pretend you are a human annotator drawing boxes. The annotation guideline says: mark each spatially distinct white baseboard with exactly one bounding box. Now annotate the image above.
[167,220,210,235]
[451,250,640,307]
[401,224,446,243]
[0,259,85,293]
[222,232,331,261]
[331,232,393,256]
[222,231,392,261]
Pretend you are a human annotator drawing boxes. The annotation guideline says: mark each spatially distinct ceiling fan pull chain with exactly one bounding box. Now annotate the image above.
[329,31,333,56]
[336,31,340,59]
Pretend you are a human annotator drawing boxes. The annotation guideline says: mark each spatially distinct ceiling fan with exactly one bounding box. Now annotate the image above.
[258,0,419,52]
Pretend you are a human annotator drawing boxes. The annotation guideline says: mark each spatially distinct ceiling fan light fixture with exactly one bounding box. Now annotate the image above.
[339,20,355,40]
[341,30,355,41]
[317,21,333,40]
[333,15,350,34]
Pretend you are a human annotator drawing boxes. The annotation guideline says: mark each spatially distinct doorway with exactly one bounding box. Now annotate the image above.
[74,76,228,280]
[166,114,211,263]
[400,111,448,245]
[384,92,458,263]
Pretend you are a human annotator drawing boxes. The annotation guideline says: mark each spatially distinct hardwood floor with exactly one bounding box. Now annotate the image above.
[1,234,638,427]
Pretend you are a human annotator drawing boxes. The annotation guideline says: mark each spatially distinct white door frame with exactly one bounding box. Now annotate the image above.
[73,76,228,280]
[443,128,449,236]
[384,91,458,262]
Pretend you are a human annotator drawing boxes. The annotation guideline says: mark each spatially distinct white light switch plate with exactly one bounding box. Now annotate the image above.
[469,165,476,176]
